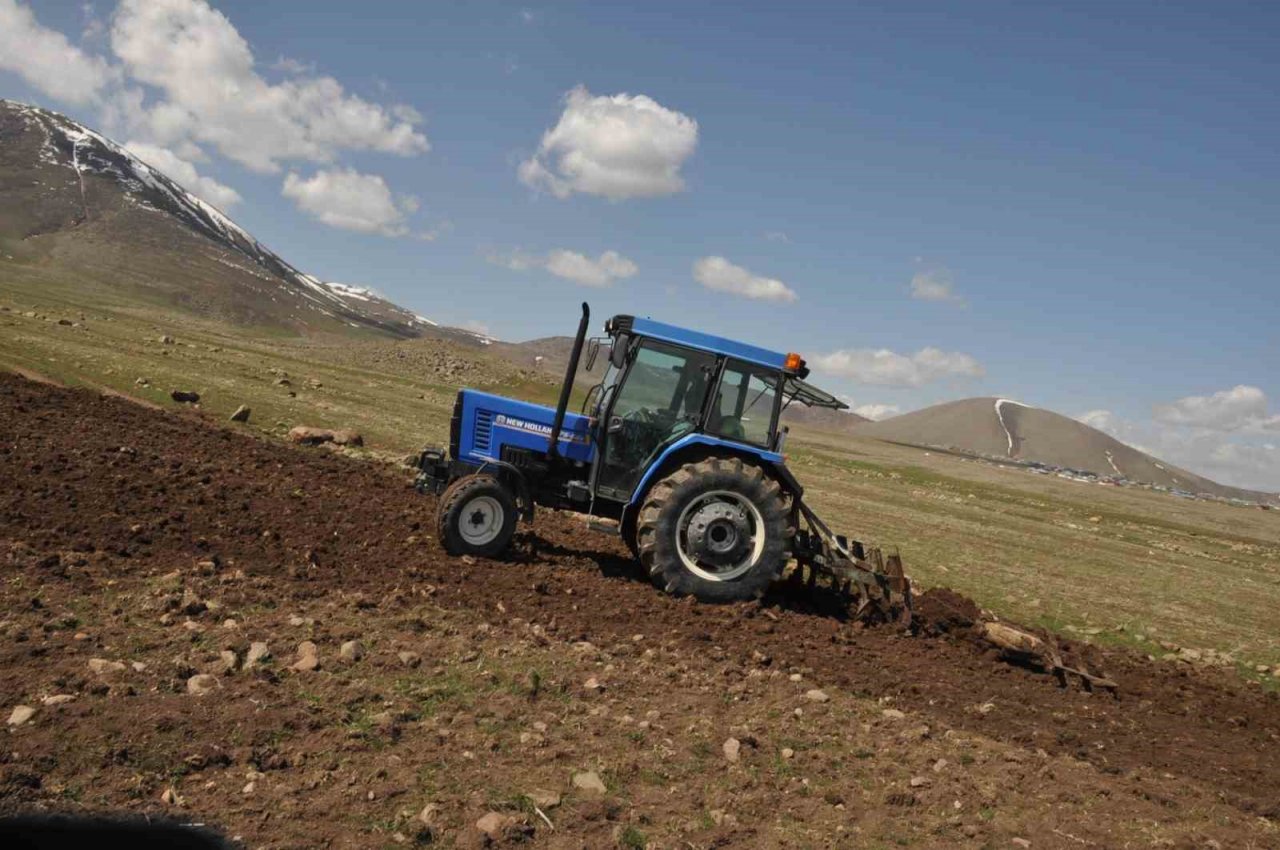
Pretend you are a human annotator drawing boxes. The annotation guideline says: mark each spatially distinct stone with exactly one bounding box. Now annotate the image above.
[339,640,364,662]
[7,705,36,726]
[781,747,795,760]
[722,737,741,762]
[909,776,931,788]
[41,694,75,706]
[418,802,444,827]
[170,390,200,404]
[528,789,561,809]
[572,771,607,795]
[187,674,219,696]
[292,641,320,672]
[881,708,906,720]
[160,335,175,345]
[804,689,830,703]
[583,677,605,693]
[229,405,251,423]
[216,650,239,674]
[475,812,529,842]
[246,642,271,668]
[397,650,421,668]
[1011,840,1031,848]
[288,426,364,447]
[88,658,126,676]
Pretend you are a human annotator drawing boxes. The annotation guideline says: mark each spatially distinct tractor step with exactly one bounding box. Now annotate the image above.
[585,517,621,536]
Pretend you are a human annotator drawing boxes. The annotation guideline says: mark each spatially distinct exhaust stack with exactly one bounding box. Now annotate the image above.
[547,302,589,460]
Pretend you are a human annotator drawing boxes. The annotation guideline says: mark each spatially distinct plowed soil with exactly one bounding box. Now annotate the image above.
[1,372,1277,849]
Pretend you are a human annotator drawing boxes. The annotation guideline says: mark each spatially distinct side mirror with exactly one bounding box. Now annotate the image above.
[584,338,600,372]
[609,333,630,369]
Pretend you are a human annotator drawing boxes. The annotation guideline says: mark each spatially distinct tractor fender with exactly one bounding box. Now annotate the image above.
[620,434,791,548]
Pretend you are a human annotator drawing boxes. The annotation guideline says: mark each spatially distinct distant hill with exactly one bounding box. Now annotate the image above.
[854,397,1276,503]
[781,405,870,433]
[0,100,491,342]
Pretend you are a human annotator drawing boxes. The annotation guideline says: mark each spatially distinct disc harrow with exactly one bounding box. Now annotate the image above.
[790,498,913,627]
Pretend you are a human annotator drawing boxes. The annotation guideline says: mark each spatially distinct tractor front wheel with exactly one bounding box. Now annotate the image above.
[436,475,518,558]
[636,458,790,603]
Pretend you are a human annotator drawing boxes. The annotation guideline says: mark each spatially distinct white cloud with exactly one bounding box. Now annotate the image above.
[1061,406,1280,493]
[1152,385,1280,432]
[811,347,984,387]
[488,248,638,287]
[545,249,638,287]
[0,0,118,105]
[519,85,697,200]
[692,256,797,303]
[1076,409,1119,435]
[910,267,961,302]
[124,140,241,209]
[270,55,316,75]
[81,2,106,41]
[107,0,428,172]
[853,403,900,421]
[282,169,418,237]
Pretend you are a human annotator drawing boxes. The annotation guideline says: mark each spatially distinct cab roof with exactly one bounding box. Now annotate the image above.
[607,314,848,411]
[613,315,790,372]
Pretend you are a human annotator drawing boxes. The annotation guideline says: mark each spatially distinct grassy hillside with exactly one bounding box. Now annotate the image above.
[3,276,1279,682]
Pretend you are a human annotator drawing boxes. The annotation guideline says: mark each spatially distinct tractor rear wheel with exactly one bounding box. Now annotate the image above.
[636,458,790,602]
[437,475,518,558]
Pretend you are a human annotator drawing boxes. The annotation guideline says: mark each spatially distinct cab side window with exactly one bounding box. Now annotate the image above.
[711,363,778,446]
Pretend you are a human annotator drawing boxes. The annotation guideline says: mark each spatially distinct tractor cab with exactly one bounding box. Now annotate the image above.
[582,314,844,504]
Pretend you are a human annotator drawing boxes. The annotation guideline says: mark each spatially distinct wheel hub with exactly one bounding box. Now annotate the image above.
[458,495,503,546]
[685,501,752,568]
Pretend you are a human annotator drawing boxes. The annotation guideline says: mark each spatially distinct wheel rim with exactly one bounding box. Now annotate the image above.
[459,495,504,546]
[676,490,766,582]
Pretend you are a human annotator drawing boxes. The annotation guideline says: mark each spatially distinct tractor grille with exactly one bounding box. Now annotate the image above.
[473,409,493,453]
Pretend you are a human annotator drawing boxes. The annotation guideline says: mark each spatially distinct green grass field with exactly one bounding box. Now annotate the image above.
[4,277,1278,680]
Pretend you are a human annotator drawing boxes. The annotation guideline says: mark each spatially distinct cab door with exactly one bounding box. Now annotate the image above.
[592,339,716,501]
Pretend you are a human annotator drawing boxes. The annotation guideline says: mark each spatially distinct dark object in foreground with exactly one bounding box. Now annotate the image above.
[170,390,200,403]
[0,814,233,849]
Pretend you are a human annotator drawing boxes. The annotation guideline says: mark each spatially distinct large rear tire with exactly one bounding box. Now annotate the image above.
[436,475,518,558]
[636,458,790,602]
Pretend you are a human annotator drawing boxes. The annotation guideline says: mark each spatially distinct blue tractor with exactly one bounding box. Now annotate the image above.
[417,304,910,615]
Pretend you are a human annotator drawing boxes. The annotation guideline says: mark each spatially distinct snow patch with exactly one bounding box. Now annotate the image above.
[994,398,1029,457]
[324,282,374,302]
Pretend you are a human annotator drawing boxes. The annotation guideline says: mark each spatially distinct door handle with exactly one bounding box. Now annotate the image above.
[607,415,624,433]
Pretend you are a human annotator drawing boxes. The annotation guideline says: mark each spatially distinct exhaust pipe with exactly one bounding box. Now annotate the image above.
[548,302,589,460]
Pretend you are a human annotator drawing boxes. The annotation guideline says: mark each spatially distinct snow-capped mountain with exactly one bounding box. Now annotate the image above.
[0,100,447,340]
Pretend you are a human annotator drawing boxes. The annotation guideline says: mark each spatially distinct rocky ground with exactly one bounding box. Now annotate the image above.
[1,371,1277,849]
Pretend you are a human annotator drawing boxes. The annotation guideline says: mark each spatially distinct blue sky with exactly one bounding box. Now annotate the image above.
[2,1,1278,489]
